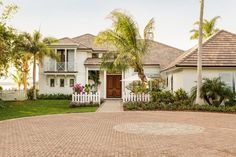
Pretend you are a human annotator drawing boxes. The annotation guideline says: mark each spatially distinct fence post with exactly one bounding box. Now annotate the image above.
[98,92,100,105]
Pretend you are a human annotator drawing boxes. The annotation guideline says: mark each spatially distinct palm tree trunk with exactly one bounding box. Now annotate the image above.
[138,68,147,87]
[33,55,37,100]
[23,60,29,92]
[18,83,21,90]
[23,73,27,92]
[196,0,204,105]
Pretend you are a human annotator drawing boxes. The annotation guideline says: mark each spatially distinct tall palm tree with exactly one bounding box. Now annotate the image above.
[21,53,31,92]
[196,0,204,105]
[13,52,31,92]
[190,16,220,40]
[95,10,154,85]
[12,71,23,90]
[21,31,57,100]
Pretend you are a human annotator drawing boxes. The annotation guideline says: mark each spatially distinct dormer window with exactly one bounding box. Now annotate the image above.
[92,53,99,58]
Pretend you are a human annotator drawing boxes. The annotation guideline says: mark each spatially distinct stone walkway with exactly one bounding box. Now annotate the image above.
[0,111,236,157]
[97,99,123,112]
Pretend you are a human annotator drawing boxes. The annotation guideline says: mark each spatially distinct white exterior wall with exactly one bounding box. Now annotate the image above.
[38,75,75,94]
[167,67,236,93]
[39,50,89,95]
[39,48,160,98]
[75,50,87,84]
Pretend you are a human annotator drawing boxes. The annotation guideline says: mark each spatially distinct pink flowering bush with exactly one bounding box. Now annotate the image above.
[73,83,84,93]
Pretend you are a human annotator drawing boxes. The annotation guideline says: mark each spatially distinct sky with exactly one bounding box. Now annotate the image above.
[1,0,236,89]
[6,0,236,50]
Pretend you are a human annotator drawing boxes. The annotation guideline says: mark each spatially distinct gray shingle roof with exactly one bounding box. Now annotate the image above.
[163,30,236,71]
[53,34,183,68]
[143,40,183,68]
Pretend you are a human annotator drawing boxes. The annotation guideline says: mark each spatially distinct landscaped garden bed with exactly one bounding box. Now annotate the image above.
[124,78,236,114]
[0,100,98,121]
[124,102,236,113]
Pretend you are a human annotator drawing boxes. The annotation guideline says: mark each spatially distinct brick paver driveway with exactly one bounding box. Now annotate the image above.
[0,111,236,157]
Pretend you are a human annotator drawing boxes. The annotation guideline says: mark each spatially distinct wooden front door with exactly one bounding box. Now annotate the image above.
[107,75,122,98]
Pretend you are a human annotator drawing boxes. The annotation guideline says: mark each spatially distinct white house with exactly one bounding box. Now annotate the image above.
[38,33,183,98]
[163,30,236,93]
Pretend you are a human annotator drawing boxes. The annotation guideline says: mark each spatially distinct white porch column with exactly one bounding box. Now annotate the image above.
[104,70,107,99]
[74,48,76,71]
[122,70,124,99]
[54,49,57,71]
[85,67,89,84]
[65,49,67,71]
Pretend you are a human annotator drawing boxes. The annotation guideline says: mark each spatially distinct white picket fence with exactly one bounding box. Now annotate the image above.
[72,92,100,105]
[0,90,27,101]
[123,93,150,102]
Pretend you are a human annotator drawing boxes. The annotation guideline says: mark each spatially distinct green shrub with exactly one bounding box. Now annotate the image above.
[0,86,3,91]
[126,81,149,94]
[174,88,189,101]
[190,77,235,106]
[27,87,39,100]
[37,94,72,100]
[123,102,236,113]
[151,90,174,104]
[225,99,236,107]
[69,102,99,108]
[173,88,191,106]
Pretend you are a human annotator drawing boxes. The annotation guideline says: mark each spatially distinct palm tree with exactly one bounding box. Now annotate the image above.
[190,16,220,40]
[95,10,154,86]
[21,53,31,92]
[191,77,234,106]
[13,52,31,92]
[196,0,204,105]
[21,31,57,100]
[12,71,23,90]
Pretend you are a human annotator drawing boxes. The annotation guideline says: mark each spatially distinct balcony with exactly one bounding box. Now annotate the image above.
[44,62,78,72]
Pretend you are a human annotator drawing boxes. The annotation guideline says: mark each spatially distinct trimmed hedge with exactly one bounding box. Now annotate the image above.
[69,102,99,108]
[124,102,236,113]
[37,94,72,100]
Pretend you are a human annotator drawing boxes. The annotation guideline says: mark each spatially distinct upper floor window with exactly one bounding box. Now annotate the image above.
[57,49,65,62]
[60,79,65,87]
[50,79,55,87]
[92,53,99,58]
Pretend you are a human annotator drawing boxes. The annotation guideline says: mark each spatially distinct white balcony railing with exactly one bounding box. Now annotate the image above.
[45,62,77,72]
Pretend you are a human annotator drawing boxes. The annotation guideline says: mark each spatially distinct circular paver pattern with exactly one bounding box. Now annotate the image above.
[0,111,236,157]
[113,122,204,135]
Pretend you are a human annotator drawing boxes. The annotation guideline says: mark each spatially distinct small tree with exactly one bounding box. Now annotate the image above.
[0,0,18,76]
[11,71,23,90]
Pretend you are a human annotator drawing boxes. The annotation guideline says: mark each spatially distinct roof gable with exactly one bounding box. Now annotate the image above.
[53,37,79,46]
[164,30,236,71]
[72,34,109,51]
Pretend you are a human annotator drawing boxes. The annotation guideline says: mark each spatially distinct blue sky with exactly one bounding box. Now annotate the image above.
[7,0,236,50]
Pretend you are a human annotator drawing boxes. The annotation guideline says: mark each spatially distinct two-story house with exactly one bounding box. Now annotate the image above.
[38,34,183,99]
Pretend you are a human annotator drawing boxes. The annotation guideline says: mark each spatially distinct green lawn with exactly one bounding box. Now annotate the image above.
[0,100,98,121]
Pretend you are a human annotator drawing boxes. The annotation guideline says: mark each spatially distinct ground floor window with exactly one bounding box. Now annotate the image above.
[50,79,55,87]
[60,79,65,87]
[219,72,235,92]
[69,79,75,87]
[171,75,173,91]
